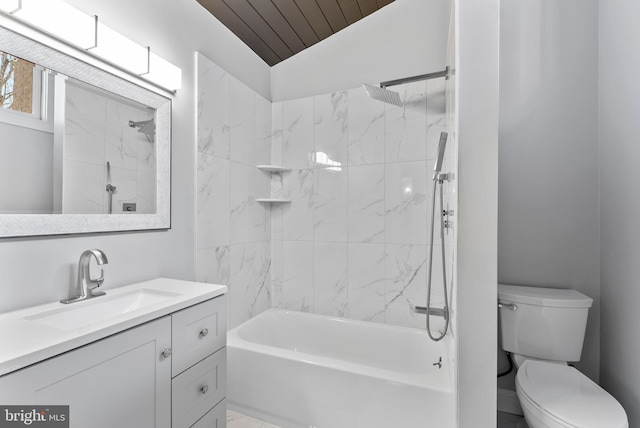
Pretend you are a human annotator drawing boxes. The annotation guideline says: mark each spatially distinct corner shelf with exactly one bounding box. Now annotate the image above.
[256,165,292,173]
[256,165,291,204]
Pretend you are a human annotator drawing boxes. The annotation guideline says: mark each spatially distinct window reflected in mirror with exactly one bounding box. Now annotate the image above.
[0,51,35,115]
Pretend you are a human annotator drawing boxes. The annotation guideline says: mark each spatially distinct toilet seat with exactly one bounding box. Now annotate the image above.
[516,360,628,428]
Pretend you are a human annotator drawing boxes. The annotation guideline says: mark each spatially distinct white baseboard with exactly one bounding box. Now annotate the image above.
[497,387,523,416]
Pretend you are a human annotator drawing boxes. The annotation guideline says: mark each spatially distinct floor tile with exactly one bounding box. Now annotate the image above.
[497,411,527,428]
[227,410,282,428]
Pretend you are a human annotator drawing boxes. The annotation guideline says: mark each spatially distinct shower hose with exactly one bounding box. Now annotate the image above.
[426,175,450,342]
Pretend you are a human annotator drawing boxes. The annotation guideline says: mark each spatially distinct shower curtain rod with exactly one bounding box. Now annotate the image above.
[380,66,450,88]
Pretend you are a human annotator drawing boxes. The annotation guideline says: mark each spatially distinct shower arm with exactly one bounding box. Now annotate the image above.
[380,67,450,88]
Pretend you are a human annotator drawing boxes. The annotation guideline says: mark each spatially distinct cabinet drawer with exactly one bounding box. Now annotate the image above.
[191,399,226,428]
[172,295,227,376]
[172,348,227,428]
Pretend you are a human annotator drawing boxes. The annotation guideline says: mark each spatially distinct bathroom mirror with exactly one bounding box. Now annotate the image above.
[0,25,171,237]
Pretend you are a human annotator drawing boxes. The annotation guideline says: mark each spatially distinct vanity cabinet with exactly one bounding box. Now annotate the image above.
[0,317,172,428]
[0,294,227,428]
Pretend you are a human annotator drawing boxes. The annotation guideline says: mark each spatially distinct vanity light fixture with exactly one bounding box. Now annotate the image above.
[88,20,149,75]
[8,0,96,49]
[0,0,182,92]
[141,47,183,93]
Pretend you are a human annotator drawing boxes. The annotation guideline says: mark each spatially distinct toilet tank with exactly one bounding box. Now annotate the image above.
[498,284,593,362]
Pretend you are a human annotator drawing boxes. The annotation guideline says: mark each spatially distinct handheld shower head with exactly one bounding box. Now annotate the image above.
[434,132,448,175]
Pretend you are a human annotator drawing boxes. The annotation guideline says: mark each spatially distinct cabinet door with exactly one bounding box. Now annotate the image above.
[0,317,171,428]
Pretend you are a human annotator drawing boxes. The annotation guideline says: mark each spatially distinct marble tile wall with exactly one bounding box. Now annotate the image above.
[195,53,272,329]
[63,83,156,214]
[194,53,457,333]
[272,79,456,330]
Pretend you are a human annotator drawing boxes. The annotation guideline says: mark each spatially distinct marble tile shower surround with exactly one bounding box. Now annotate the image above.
[64,83,156,214]
[196,53,272,329]
[271,79,457,330]
[195,53,457,331]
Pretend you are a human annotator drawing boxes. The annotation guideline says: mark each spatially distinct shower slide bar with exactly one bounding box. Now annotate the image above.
[380,66,450,88]
[106,161,116,214]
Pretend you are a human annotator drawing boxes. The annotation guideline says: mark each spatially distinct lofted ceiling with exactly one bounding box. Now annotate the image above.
[196,0,396,66]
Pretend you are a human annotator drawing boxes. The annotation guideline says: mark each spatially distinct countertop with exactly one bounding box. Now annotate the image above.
[0,278,227,376]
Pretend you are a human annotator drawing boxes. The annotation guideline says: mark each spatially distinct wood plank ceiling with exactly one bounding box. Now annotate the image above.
[196,0,396,66]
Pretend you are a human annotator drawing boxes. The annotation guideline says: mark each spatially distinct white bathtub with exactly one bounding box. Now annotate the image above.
[227,309,453,428]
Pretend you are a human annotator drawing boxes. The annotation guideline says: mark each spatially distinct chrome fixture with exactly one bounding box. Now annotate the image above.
[498,302,518,311]
[414,132,452,342]
[433,357,443,369]
[60,249,109,304]
[433,131,448,176]
[362,83,403,107]
[362,67,450,106]
[106,161,116,214]
[380,67,450,88]
[414,306,448,319]
[129,118,155,142]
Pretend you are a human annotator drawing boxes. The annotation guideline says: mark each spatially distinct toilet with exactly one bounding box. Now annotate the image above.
[498,284,628,428]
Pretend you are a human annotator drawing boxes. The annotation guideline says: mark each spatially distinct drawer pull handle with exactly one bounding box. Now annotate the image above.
[160,348,172,359]
[199,328,209,338]
[200,385,209,395]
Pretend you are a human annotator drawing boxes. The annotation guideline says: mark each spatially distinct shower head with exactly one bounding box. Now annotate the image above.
[434,132,448,174]
[362,83,403,107]
[129,119,155,142]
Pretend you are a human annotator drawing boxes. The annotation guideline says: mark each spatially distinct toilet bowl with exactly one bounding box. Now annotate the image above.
[498,284,629,428]
[516,360,628,428]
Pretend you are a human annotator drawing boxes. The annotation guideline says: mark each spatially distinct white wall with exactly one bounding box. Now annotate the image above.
[455,0,499,425]
[0,122,53,214]
[498,0,600,381]
[599,0,640,425]
[271,0,450,101]
[0,0,270,314]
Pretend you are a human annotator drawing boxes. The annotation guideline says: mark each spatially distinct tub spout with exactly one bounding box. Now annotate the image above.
[414,306,449,321]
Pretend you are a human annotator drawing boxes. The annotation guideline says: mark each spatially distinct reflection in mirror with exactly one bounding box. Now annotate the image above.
[62,79,156,214]
[1,50,53,214]
[0,24,171,237]
[0,49,157,215]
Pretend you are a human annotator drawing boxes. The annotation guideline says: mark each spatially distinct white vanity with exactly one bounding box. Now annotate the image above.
[0,278,227,428]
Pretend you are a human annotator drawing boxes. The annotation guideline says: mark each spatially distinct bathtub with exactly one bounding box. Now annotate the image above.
[227,309,453,428]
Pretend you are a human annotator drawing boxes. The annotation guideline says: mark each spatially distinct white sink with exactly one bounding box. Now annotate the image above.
[25,288,180,331]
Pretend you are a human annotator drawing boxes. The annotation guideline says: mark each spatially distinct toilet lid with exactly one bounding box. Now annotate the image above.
[516,361,628,428]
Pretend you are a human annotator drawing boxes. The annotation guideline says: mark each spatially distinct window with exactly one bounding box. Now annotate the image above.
[1,52,36,115]
[0,49,52,132]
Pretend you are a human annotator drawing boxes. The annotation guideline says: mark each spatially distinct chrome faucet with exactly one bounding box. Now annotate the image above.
[60,249,109,304]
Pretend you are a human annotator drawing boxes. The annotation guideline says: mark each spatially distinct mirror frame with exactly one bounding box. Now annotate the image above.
[0,25,171,237]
